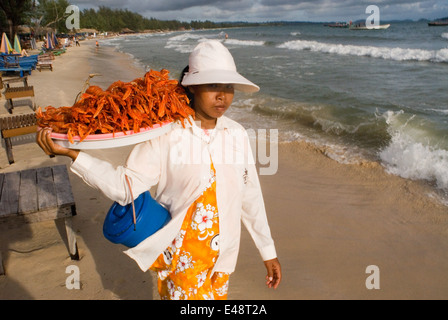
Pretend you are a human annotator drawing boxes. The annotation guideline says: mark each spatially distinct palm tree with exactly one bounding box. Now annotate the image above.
[0,0,32,39]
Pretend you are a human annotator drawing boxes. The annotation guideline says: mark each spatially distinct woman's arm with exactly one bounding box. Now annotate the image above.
[239,132,281,289]
[241,162,282,289]
[36,127,161,205]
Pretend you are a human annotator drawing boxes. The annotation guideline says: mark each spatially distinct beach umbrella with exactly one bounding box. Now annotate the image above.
[30,38,37,50]
[52,32,59,47]
[1,32,13,54]
[46,32,53,50]
[14,34,22,53]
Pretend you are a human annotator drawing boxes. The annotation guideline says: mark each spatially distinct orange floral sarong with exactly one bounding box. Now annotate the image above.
[150,162,229,300]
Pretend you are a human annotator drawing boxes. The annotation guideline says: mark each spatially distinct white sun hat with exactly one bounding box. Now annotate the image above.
[181,40,260,93]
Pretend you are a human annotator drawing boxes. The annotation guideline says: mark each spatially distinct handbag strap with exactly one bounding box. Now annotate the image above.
[125,175,137,231]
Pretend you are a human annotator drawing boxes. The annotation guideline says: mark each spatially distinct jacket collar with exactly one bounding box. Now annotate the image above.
[183,115,230,129]
[185,115,230,143]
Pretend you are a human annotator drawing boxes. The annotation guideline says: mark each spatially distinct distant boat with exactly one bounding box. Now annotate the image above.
[324,22,349,28]
[428,17,448,26]
[349,22,390,30]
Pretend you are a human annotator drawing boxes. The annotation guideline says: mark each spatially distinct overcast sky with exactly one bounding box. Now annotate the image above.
[71,0,448,22]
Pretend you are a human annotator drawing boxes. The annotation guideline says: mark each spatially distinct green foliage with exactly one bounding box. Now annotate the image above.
[37,0,72,32]
[79,7,258,33]
[79,6,190,32]
[0,9,7,35]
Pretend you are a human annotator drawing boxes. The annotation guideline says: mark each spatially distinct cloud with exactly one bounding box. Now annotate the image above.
[74,0,252,12]
[71,0,448,21]
[137,0,222,12]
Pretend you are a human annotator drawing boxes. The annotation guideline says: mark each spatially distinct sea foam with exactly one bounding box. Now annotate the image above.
[224,39,265,46]
[278,40,448,63]
[165,33,207,53]
[164,33,266,53]
[379,111,448,190]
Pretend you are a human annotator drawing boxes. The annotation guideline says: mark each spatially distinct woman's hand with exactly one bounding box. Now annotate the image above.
[264,258,282,289]
[36,127,80,161]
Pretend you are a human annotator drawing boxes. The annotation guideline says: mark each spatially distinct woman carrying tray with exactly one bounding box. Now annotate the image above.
[36,40,281,300]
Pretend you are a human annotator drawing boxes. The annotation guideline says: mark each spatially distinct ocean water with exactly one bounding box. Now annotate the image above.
[99,22,448,198]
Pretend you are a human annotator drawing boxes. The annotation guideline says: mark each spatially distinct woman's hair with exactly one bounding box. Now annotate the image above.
[179,65,195,108]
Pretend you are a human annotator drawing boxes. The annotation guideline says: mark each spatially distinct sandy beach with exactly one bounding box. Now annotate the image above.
[1,39,448,300]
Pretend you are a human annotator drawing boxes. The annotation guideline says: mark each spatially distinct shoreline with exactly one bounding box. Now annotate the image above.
[1,40,448,300]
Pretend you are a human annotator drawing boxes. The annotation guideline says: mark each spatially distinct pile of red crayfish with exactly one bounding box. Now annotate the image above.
[36,69,194,143]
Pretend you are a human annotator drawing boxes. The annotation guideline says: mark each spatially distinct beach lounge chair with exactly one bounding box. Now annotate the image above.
[0,67,31,77]
[0,54,33,77]
[0,66,32,77]
[1,54,38,70]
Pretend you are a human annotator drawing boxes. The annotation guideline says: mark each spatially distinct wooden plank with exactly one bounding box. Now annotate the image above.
[0,206,73,227]
[64,216,79,260]
[2,76,28,86]
[2,125,37,138]
[36,167,57,211]
[18,169,38,214]
[52,165,75,208]
[4,87,34,99]
[0,172,21,216]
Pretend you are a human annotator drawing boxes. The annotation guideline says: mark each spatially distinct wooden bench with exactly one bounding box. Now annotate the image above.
[37,55,53,72]
[4,86,35,114]
[0,113,38,164]
[1,75,29,87]
[37,61,53,72]
[1,75,35,114]
[0,165,79,275]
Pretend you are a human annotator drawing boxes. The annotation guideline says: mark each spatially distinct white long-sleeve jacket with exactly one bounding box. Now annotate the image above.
[70,115,277,273]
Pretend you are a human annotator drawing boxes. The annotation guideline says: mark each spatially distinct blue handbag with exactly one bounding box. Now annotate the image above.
[103,176,171,248]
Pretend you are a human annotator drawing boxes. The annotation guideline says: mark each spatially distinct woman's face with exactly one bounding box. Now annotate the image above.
[189,84,234,121]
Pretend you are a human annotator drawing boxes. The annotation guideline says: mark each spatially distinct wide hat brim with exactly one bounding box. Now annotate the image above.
[181,69,260,93]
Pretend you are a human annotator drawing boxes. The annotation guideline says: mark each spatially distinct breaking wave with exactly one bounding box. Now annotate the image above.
[165,33,208,53]
[278,40,448,63]
[379,110,448,191]
[223,39,265,46]
[165,32,267,53]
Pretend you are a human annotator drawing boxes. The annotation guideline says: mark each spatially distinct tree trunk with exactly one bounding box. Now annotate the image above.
[6,19,19,42]
[7,18,13,41]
